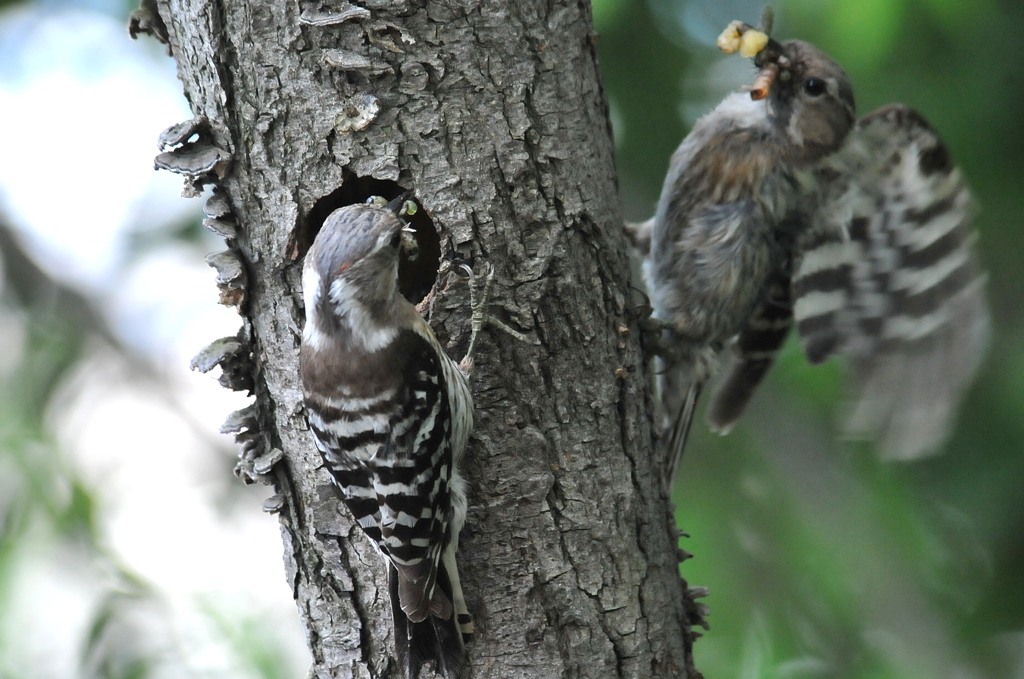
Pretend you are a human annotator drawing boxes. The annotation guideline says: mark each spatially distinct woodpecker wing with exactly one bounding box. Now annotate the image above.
[791,104,990,458]
[377,329,455,620]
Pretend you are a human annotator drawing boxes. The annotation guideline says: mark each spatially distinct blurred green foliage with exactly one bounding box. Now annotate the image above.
[597,0,1024,677]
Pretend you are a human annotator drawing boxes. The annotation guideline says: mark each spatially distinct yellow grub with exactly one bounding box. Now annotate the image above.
[739,29,769,57]
[716,21,744,53]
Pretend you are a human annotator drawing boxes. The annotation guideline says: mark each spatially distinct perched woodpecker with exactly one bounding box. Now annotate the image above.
[299,198,473,679]
[633,23,989,481]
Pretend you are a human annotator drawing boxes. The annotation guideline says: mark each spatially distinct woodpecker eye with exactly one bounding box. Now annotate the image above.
[389,231,402,248]
[803,78,826,97]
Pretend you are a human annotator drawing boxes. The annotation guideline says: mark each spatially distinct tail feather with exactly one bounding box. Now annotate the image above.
[665,381,703,489]
[706,357,773,433]
[655,344,709,492]
[390,563,466,679]
[442,545,474,641]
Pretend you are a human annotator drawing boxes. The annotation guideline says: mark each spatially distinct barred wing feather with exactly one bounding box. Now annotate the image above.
[793,104,990,459]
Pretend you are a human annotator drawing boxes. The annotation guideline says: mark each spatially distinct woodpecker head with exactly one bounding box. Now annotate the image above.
[761,40,856,165]
[303,197,417,348]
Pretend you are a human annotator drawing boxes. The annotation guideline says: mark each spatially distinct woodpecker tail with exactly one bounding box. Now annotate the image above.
[665,379,703,490]
[390,557,468,679]
[655,344,709,493]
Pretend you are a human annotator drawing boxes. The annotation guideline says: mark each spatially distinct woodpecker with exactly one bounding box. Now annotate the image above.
[299,197,473,679]
[633,23,989,481]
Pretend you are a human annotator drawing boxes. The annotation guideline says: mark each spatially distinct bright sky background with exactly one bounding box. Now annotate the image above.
[0,6,308,676]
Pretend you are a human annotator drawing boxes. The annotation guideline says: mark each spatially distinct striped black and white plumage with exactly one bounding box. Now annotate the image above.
[299,200,472,679]
[635,37,988,480]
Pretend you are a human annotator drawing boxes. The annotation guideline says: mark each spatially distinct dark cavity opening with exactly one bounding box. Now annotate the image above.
[298,171,441,305]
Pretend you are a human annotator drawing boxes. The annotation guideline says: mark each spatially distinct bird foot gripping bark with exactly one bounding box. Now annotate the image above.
[457,261,537,375]
[627,295,684,364]
[374,192,537,375]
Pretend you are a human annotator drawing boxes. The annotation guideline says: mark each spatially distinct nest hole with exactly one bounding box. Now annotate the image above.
[298,171,441,305]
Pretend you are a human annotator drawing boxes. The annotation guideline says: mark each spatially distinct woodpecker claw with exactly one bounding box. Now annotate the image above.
[458,261,536,375]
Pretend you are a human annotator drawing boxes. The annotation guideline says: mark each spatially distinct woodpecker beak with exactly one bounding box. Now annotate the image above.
[387,192,418,218]
[749,36,787,101]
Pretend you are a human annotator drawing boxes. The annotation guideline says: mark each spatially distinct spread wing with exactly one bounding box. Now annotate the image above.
[790,104,990,458]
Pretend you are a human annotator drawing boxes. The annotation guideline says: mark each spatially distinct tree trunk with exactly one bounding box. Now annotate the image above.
[146,0,701,676]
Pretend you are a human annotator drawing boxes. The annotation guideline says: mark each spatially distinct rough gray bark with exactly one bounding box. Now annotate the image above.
[146,0,702,676]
